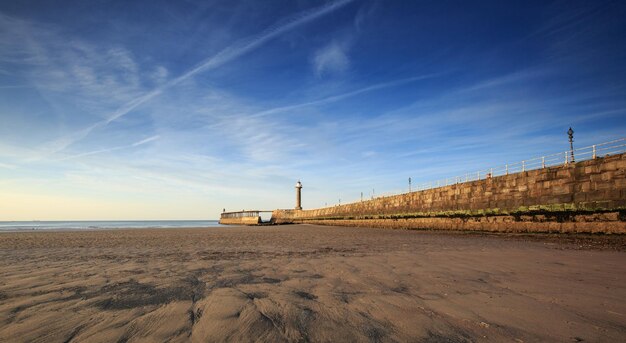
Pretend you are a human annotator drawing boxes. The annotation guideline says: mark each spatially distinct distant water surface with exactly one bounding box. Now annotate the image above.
[0,220,222,232]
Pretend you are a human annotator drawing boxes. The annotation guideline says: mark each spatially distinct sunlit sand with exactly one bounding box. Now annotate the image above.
[1,225,624,342]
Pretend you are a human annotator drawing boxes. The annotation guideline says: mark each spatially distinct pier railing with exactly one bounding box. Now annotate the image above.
[411,138,626,192]
[220,211,273,219]
[339,137,626,204]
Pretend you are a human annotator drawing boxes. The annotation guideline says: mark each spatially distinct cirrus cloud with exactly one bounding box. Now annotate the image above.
[313,40,350,76]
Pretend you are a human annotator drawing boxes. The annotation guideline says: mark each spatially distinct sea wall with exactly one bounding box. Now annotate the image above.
[219,216,261,225]
[272,153,626,233]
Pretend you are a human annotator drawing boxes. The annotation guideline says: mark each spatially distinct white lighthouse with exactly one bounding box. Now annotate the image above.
[295,180,303,210]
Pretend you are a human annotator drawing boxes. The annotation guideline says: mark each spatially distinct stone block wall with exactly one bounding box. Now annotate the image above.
[271,153,626,233]
[219,216,261,225]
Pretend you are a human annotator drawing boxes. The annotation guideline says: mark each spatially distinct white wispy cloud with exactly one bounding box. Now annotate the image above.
[41,0,356,155]
[171,0,356,84]
[458,68,551,93]
[106,48,140,88]
[353,1,379,32]
[248,73,443,119]
[168,74,443,164]
[0,12,151,161]
[131,135,161,147]
[313,40,350,76]
[150,66,169,85]
[0,13,45,65]
[59,135,160,161]
[531,2,609,39]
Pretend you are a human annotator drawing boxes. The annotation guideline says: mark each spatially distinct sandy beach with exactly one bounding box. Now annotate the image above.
[1,224,625,342]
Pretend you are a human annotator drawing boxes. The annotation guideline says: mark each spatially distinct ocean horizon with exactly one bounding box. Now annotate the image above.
[0,220,222,232]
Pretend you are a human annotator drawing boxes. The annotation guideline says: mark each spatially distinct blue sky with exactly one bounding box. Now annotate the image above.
[0,0,625,220]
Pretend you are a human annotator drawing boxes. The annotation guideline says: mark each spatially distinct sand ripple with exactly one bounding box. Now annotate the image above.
[1,225,625,342]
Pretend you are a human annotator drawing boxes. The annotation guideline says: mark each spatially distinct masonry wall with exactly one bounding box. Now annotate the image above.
[271,153,626,233]
[219,216,261,225]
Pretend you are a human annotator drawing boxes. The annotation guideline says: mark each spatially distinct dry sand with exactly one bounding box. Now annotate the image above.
[0,224,625,342]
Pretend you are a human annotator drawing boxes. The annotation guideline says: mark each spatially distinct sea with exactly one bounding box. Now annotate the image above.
[0,220,222,232]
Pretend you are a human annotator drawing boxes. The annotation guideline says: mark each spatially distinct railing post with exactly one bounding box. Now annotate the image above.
[565,151,568,165]
[592,145,596,159]
[477,171,480,180]
[505,164,508,175]
[522,160,525,172]
[542,156,545,168]
[465,173,468,182]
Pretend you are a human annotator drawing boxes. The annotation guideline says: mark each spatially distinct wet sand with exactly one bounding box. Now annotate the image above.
[0,224,625,342]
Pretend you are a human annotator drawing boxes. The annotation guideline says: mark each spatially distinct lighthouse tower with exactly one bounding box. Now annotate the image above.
[295,181,303,210]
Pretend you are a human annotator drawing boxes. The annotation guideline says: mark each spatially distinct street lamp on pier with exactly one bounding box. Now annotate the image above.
[568,127,575,163]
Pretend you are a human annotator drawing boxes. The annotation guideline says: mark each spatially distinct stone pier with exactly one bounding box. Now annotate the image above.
[271,153,626,234]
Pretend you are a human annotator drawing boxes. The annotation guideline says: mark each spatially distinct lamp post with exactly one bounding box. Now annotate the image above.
[408,177,412,193]
[568,127,575,163]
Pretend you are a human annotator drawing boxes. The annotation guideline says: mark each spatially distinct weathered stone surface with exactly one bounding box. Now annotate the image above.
[272,153,626,234]
[219,216,260,225]
[272,217,626,234]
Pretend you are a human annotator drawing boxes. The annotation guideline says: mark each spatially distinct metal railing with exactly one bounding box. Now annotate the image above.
[220,210,273,219]
[410,137,626,192]
[338,137,626,204]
